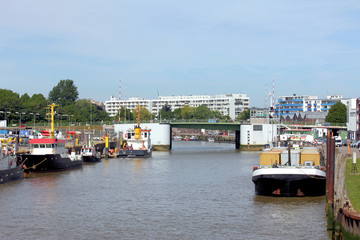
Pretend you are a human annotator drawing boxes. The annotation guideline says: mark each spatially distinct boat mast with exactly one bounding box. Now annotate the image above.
[48,103,59,139]
[134,105,141,140]
[137,104,140,127]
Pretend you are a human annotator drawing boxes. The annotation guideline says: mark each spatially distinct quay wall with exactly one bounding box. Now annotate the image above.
[327,141,360,239]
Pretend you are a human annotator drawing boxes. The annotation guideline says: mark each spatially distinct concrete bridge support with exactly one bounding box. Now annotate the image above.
[169,126,172,150]
[235,130,240,149]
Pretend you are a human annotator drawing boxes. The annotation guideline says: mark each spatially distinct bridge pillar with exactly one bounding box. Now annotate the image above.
[235,130,240,149]
[169,126,173,150]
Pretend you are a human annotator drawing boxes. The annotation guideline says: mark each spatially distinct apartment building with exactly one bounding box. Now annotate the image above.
[104,93,250,120]
[343,98,360,140]
[274,94,342,117]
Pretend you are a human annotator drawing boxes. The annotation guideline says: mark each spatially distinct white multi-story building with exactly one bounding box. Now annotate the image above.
[104,94,250,120]
[275,94,343,117]
[342,98,360,140]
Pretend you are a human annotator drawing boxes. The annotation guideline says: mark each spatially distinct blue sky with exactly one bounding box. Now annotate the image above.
[1,0,360,107]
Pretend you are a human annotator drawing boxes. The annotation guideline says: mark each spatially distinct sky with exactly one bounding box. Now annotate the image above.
[1,0,360,107]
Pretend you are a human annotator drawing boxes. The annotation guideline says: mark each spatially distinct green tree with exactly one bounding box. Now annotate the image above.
[114,107,134,122]
[159,104,174,120]
[132,107,153,122]
[212,110,223,120]
[20,93,31,107]
[325,101,347,124]
[0,89,21,124]
[180,105,195,119]
[194,105,213,119]
[63,99,111,124]
[20,93,48,123]
[236,109,250,121]
[48,79,79,106]
[173,108,182,120]
[27,94,48,112]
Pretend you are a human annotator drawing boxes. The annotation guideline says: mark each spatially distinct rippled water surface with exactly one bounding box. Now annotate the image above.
[0,141,330,239]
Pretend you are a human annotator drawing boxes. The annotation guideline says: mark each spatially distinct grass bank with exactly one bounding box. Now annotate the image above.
[346,157,360,211]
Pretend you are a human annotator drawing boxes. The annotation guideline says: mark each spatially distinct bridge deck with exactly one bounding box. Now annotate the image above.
[170,122,242,131]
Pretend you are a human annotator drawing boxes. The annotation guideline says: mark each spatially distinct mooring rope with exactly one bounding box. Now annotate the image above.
[24,158,48,170]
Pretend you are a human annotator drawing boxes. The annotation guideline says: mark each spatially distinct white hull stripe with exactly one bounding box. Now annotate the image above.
[252,168,326,178]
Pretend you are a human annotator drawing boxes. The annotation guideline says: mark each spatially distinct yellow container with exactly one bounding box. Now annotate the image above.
[134,127,141,140]
[260,152,281,166]
[300,150,320,166]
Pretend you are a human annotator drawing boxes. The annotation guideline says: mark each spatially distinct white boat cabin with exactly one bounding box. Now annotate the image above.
[124,127,151,151]
[81,147,96,156]
[29,139,67,155]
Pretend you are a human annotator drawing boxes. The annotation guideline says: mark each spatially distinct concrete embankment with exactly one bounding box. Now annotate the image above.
[327,143,360,239]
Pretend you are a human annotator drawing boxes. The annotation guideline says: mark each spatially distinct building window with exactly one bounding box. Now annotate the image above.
[253,125,263,131]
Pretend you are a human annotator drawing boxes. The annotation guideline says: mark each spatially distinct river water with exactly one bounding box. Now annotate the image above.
[0,141,330,240]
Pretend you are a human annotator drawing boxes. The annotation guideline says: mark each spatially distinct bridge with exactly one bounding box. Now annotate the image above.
[169,122,242,150]
[114,121,347,151]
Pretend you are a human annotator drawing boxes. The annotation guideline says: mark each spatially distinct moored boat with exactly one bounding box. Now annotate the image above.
[81,146,101,162]
[183,136,189,141]
[252,146,326,197]
[189,135,198,141]
[118,128,152,158]
[173,135,182,141]
[18,138,83,172]
[1,142,23,184]
[17,104,83,173]
[118,105,152,158]
[80,130,101,162]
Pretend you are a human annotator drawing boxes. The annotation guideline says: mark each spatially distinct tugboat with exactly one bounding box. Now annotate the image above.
[80,132,101,162]
[17,104,83,172]
[0,141,23,183]
[118,105,152,158]
[252,143,326,197]
[80,146,101,162]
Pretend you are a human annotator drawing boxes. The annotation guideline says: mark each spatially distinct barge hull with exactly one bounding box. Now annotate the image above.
[252,174,326,197]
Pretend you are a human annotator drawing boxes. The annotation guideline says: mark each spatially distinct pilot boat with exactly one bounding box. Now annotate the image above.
[17,104,83,172]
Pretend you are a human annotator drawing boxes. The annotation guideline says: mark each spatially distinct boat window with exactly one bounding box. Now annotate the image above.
[128,134,131,139]
[144,132,147,138]
[40,144,45,148]
[52,144,55,148]
[46,144,52,148]
[33,144,39,148]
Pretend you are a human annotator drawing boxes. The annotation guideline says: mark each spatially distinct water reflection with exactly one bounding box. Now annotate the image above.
[0,141,330,239]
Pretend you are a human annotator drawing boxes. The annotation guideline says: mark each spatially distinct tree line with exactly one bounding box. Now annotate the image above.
[0,79,250,127]
[0,79,111,126]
